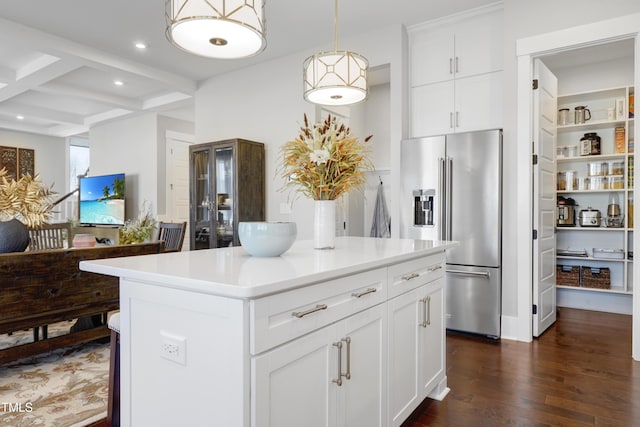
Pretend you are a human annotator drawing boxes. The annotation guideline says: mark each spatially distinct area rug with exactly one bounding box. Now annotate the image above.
[0,322,109,427]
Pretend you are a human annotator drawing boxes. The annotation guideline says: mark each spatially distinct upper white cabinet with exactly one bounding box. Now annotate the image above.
[409,6,504,137]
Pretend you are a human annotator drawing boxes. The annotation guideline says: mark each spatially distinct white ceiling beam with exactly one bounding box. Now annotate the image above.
[47,123,89,138]
[0,17,196,95]
[0,65,16,84]
[0,118,51,135]
[142,91,193,111]
[0,57,82,103]
[84,108,133,126]
[0,103,84,125]
[35,82,142,111]
[15,53,60,80]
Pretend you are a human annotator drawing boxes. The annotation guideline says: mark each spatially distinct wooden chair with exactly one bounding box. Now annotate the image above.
[28,222,71,251]
[156,221,187,252]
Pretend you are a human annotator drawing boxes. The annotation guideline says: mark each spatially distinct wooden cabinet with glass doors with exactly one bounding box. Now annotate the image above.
[189,139,265,250]
[555,86,634,295]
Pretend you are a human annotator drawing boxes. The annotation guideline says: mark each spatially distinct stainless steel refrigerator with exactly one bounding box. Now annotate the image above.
[400,129,502,338]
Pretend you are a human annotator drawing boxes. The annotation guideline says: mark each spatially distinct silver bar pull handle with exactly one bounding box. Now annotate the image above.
[455,111,460,128]
[446,158,453,240]
[455,56,459,74]
[439,158,446,240]
[446,269,491,278]
[449,58,453,74]
[426,296,431,326]
[292,304,328,318]
[351,288,377,298]
[342,337,351,380]
[420,297,428,328]
[401,272,419,281]
[449,112,454,128]
[428,264,443,272]
[332,341,343,386]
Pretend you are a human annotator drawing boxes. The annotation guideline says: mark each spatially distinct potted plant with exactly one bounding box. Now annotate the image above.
[0,168,56,252]
[119,201,157,244]
[278,114,372,249]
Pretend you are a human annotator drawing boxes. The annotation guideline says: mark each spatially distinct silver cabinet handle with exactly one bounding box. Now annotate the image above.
[342,337,351,380]
[426,296,431,326]
[428,264,443,272]
[455,111,459,128]
[420,297,428,328]
[332,341,343,386]
[449,112,454,128]
[449,57,453,74]
[401,272,419,281]
[455,56,459,73]
[446,269,490,278]
[292,304,328,318]
[351,288,377,298]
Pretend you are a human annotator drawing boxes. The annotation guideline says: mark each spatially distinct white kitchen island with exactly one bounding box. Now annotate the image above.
[80,236,457,427]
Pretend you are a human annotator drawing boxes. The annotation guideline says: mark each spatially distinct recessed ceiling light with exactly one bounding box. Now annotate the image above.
[114,80,124,86]
[16,115,24,120]
[135,42,147,50]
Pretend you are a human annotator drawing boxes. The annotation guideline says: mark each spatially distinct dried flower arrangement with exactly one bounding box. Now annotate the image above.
[0,167,56,227]
[279,114,373,200]
[119,201,157,244]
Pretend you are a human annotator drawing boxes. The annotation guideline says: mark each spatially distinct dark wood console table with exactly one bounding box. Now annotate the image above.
[0,242,163,363]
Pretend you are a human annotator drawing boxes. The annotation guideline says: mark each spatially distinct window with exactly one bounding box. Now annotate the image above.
[69,138,89,192]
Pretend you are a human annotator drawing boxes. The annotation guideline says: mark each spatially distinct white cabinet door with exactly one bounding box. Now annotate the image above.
[252,325,337,427]
[418,279,445,398]
[453,10,504,79]
[252,304,387,427]
[387,286,421,427]
[454,71,503,133]
[411,81,455,138]
[338,303,387,427]
[388,280,445,427]
[410,25,454,87]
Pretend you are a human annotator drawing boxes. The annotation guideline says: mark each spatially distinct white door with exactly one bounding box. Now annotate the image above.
[418,280,444,398]
[532,59,558,337]
[387,287,421,427]
[252,325,337,427]
[338,303,387,427]
[166,137,191,249]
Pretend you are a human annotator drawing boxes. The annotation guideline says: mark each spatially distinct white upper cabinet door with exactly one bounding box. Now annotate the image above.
[411,25,455,87]
[453,9,504,79]
[454,71,504,133]
[411,81,455,137]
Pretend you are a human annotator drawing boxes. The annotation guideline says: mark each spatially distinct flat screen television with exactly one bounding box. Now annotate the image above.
[79,173,125,226]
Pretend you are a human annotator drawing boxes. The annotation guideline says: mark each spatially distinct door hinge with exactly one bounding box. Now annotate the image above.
[533,229,538,240]
[532,304,538,315]
[532,154,538,165]
[532,79,539,90]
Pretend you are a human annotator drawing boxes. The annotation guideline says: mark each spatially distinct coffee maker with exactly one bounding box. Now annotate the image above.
[557,196,576,227]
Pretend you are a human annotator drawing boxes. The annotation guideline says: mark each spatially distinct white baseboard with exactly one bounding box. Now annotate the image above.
[499,314,524,341]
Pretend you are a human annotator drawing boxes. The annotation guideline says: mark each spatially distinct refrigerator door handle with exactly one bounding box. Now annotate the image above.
[446,157,453,241]
[439,157,446,240]
[446,269,491,279]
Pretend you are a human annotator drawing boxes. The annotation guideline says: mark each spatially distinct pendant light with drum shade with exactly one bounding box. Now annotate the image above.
[303,0,368,106]
[165,0,266,59]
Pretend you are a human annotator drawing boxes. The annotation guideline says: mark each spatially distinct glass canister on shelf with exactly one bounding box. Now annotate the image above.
[587,161,608,176]
[558,108,570,125]
[557,170,577,191]
[580,132,601,156]
[609,160,624,176]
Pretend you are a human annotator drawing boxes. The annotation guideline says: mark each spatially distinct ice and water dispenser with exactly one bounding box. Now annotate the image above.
[413,189,435,227]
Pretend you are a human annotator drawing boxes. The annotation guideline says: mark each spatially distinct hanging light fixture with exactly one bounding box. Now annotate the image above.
[303,0,368,106]
[166,0,266,59]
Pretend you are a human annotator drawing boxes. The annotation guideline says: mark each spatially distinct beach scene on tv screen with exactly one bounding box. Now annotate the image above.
[80,174,125,225]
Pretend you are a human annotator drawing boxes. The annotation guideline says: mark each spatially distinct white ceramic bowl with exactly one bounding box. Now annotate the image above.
[238,222,297,257]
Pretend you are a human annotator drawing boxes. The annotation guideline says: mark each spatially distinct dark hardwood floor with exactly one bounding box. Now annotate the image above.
[403,307,640,426]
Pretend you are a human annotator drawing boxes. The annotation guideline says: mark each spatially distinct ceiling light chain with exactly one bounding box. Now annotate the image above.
[303,0,368,106]
[165,0,266,59]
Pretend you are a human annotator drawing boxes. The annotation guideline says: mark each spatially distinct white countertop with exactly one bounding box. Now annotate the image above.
[80,236,457,299]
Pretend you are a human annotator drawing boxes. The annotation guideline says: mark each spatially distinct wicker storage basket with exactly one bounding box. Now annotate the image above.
[556,265,580,287]
[581,266,611,289]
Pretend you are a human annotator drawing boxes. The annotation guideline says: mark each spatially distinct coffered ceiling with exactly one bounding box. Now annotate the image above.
[0,0,496,138]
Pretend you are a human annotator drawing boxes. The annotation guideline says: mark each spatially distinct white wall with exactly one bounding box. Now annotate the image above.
[90,114,159,221]
[0,130,66,195]
[196,25,405,240]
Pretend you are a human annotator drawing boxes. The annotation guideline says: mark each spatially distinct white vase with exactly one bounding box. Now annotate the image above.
[314,199,336,249]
